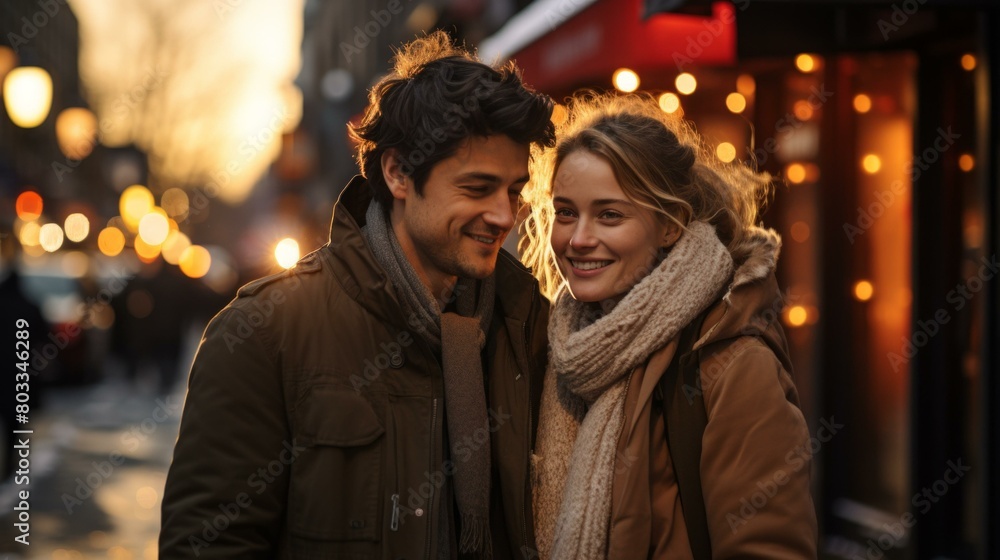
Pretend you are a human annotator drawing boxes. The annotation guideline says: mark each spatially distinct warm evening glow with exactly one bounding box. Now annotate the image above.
[736,74,755,96]
[134,236,161,261]
[786,163,807,184]
[958,154,975,172]
[15,191,43,221]
[119,185,155,231]
[716,143,737,163]
[725,93,746,114]
[180,245,212,278]
[675,73,697,95]
[854,280,874,301]
[612,69,640,93]
[793,100,814,121]
[795,54,816,73]
[658,92,681,114]
[56,107,99,160]
[961,54,976,71]
[3,67,52,128]
[853,94,872,113]
[64,213,91,242]
[161,188,190,219]
[98,227,126,257]
[275,238,300,269]
[862,154,882,174]
[39,223,64,252]
[18,221,41,247]
[138,210,170,246]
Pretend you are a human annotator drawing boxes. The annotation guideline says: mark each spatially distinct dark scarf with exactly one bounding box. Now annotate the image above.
[364,201,496,557]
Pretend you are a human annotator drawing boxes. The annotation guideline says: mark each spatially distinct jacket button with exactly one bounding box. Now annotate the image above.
[349,519,364,529]
[389,351,405,368]
[414,508,424,517]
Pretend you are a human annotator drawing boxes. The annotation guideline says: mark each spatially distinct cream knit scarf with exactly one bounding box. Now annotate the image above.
[532,221,734,560]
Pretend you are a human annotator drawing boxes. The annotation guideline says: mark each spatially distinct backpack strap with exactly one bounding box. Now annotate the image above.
[658,308,713,560]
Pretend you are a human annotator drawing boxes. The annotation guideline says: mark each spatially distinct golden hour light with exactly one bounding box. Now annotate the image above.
[658,92,681,114]
[726,93,747,114]
[56,107,99,160]
[795,54,817,73]
[138,209,170,246]
[39,223,64,252]
[786,305,808,327]
[135,236,161,261]
[958,154,975,172]
[716,142,737,163]
[612,68,640,93]
[736,74,755,96]
[862,154,882,174]
[854,280,874,301]
[3,67,52,128]
[120,185,155,231]
[790,221,810,243]
[161,188,190,219]
[15,190,43,221]
[180,245,212,278]
[675,73,697,95]
[853,94,872,113]
[786,163,807,184]
[961,54,976,71]
[162,231,192,265]
[275,238,300,269]
[64,213,91,242]
[550,104,567,125]
[98,227,126,257]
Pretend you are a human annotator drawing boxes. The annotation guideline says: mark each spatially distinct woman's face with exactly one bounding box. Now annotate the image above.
[550,150,672,303]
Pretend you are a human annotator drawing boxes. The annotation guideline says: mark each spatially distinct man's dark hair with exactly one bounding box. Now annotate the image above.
[350,31,556,208]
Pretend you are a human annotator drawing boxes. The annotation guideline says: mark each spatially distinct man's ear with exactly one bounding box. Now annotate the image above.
[381,149,410,200]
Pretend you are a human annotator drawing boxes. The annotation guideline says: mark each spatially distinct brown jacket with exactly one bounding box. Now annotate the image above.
[159,177,549,559]
[609,269,818,559]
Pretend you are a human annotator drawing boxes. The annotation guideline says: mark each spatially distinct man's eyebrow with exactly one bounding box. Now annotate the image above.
[454,171,502,184]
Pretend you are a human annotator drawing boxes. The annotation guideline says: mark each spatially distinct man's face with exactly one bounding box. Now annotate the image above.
[389,134,530,296]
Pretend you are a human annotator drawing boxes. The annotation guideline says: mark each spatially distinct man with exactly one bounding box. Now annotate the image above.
[159,31,555,559]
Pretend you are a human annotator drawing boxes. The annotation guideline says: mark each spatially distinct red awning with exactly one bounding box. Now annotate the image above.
[480,0,736,93]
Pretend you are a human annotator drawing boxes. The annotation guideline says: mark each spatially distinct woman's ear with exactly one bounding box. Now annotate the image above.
[662,219,683,248]
[381,149,410,200]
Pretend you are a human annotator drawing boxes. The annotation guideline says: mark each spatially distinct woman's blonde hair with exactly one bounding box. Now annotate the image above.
[520,92,772,299]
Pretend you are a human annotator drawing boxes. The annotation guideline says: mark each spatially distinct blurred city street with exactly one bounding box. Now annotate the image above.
[0,328,199,560]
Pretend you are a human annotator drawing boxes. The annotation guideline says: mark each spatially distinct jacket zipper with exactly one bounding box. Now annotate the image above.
[424,397,438,560]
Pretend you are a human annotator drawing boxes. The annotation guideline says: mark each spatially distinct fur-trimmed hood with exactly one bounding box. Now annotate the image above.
[695,226,792,372]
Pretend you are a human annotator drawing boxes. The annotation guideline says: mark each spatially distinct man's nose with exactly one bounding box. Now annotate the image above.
[482,190,516,232]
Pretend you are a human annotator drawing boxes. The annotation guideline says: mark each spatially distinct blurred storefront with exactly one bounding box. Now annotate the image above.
[482,1,998,558]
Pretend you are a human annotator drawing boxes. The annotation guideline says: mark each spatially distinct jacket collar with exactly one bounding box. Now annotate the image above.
[322,176,539,327]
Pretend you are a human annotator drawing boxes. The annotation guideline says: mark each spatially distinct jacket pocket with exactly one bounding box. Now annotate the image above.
[288,385,386,541]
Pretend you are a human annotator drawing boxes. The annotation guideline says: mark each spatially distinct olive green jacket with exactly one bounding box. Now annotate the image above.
[160,177,549,559]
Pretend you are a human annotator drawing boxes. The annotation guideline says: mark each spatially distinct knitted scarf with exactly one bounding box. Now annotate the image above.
[532,221,734,560]
[364,201,496,557]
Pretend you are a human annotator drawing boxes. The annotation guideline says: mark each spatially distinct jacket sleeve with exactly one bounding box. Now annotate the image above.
[699,338,818,559]
[159,302,290,558]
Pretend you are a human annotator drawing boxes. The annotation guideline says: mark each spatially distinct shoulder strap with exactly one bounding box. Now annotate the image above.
[659,308,713,560]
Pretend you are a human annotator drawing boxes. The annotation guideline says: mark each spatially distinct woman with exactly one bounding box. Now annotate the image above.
[522,94,818,559]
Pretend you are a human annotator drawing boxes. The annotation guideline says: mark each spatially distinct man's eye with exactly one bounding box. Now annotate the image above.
[462,186,489,194]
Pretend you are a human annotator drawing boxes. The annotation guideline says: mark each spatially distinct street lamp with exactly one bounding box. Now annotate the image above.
[3,66,52,128]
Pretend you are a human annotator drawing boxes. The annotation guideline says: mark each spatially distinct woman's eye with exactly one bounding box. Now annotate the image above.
[554,208,575,218]
[599,210,624,220]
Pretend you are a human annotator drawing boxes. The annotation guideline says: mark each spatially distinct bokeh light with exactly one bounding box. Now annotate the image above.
[725,93,746,114]
[64,213,91,242]
[3,67,52,128]
[180,245,212,278]
[658,92,681,114]
[161,188,190,219]
[98,227,126,257]
[786,305,808,327]
[120,185,155,231]
[675,73,697,95]
[958,154,975,172]
[862,154,882,174]
[62,251,90,278]
[39,223,64,252]
[853,94,872,113]
[612,68,640,93]
[134,236,161,261]
[275,238,300,269]
[854,280,874,301]
[56,107,99,160]
[736,74,756,96]
[795,54,817,73]
[790,221,811,243]
[793,100,814,121]
[716,143,737,163]
[786,163,807,184]
[138,209,170,246]
[18,221,41,247]
[961,54,976,71]
[15,191,43,221]
[161,231,192,265]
